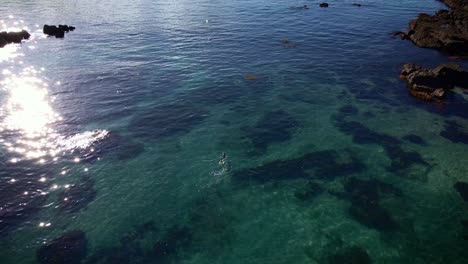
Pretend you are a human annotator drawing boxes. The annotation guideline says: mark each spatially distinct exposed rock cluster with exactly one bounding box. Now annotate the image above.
[400,63,468,101]
[0,30,30,48]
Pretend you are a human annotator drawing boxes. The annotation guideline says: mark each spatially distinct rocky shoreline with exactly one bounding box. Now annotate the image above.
[400,63,468,101]
[395,0,468,102]
[394,0,468,57]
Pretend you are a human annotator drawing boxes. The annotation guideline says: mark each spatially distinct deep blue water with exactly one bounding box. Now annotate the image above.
[1,0,468,263]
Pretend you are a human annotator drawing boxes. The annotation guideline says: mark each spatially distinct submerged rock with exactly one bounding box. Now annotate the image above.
[339,177,401,231]
[294,181,324,201]
[0,157,51,234]
[37,231,88,264]
[398,8,468,56]
[402,134,427,146]
[153,226,193,261]
[43,24,75,38]
[242,110,299,153]
[400,63,468,101]
[57,176,97,213]
[454,181,468,202]
[440,120,468,144]
[232,150,365,184]
[327,246,371,264]
[0,30,30,47]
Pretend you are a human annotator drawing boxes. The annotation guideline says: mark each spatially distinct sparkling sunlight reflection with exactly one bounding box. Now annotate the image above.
[0,67,109,163]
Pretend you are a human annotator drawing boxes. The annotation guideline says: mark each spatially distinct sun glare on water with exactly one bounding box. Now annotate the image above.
[0,67,108,163]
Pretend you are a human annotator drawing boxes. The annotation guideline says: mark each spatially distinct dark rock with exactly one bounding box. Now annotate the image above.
[73,132,145,162]
[402,134,427,146]
[294,181,324,201]
[0,157,50,234]
[328,246,371,264]
[338,105,359,115]
[37,231,88,264]
[400,9,468,56]
[400,63,468,101]
[43,24,75,38]
[232,150,365,184]
[391,31,408,40]
[437,0,468,10]
[57,176,97,213]
[320,3,329,8]
[85,221,158,264]
[440,120,468,144]
[243,110,299,153]
[153,226,192,261]
[333,112,428,172]
[0,30,31,48]
[454,181,468,202]
[461,220,468,240]
[58,25,70,32]
[344,177,400,231]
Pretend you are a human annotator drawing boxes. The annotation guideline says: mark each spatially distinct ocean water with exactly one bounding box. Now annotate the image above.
[1,0,468,263]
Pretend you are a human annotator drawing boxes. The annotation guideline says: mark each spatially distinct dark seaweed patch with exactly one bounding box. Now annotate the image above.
[129,102,208,140]
[243,110,299,153]
[327,246,371,264]
[454,181,468,202]
[333,112,428,172]
[338,177,401,231]
[73,132,145,162]
[0,157,50,234]
[37,231,88,264]
[294,181,324,201]
[440,120,468,144]
[461,220,468,240]
[85,221,158,264]
[385,145,427,172]
[402,134,427,146]
[153,226,193,261]
[232,150,365,184]
[57,176,97,213]
[338,105,359,115]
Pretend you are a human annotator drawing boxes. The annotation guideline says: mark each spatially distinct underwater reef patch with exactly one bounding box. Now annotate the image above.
[294,181,324,201]
[232,149,365,184]
[333,110,429,172]
[85,221,158,264]
[331,177,401,231]
[37,231,88,264]
[57,176,97,213]
[0,157,51,234]
[327,246,371,264]
[242,110,300,154]
[402,134,427,146]
[440,120,468,144]
[454,181,468,202]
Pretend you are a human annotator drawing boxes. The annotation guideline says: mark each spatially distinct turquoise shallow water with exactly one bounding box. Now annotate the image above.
[1,0,468,263]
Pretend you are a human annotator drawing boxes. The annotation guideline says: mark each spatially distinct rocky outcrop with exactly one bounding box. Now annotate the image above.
[438,0,468,10]
[37,231,88,264]
[400,63,468,101]
[43,24,75,38]
[395,1,468,57]
[0,30,30,48]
